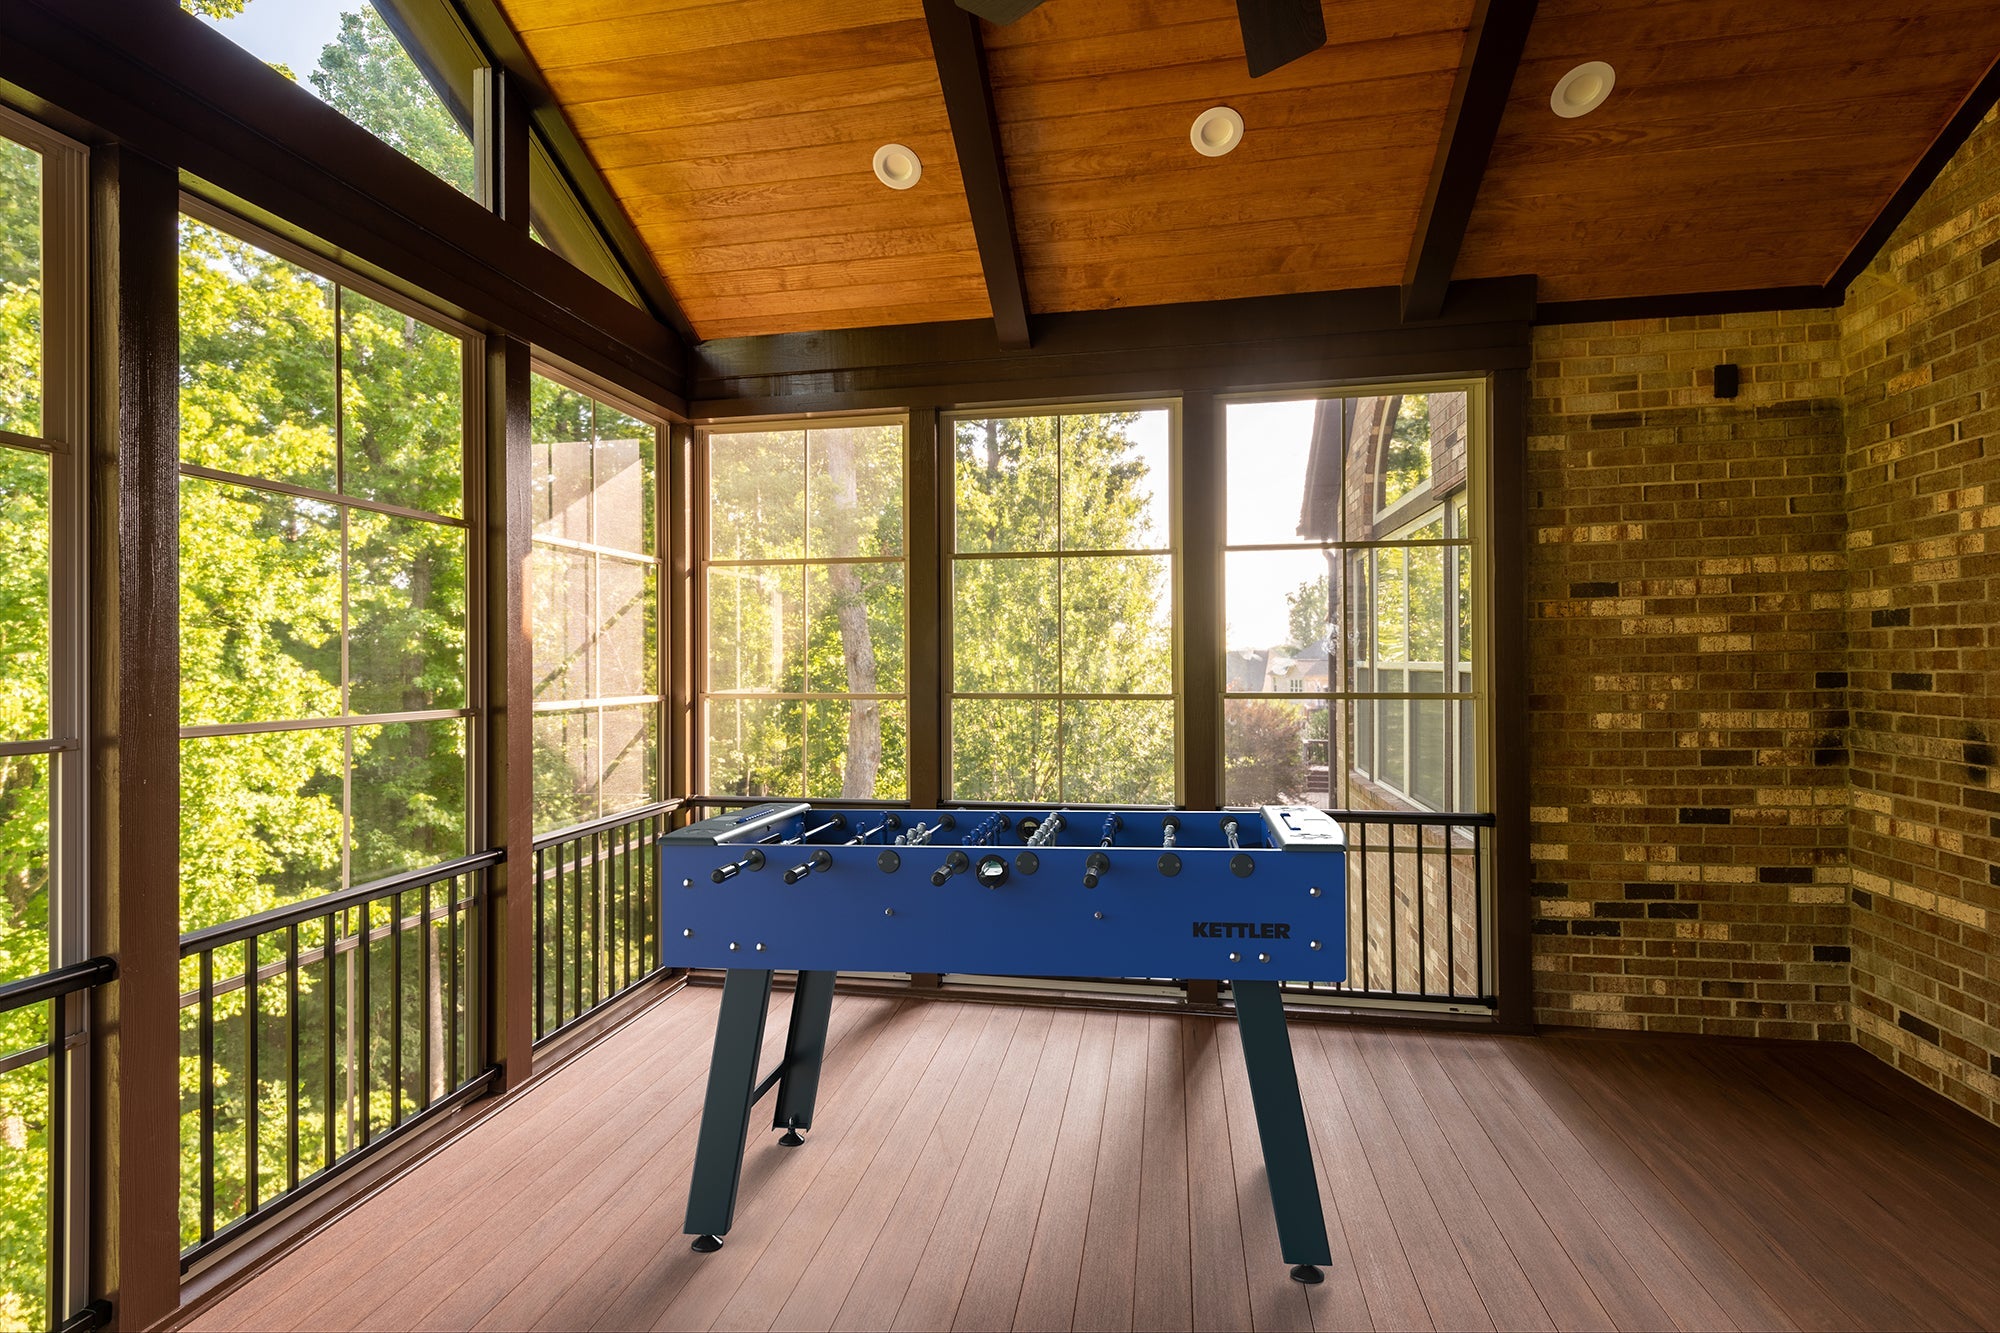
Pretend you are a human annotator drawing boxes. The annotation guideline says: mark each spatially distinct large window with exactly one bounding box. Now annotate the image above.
[186,0,476,196]
[948,405,1176,805]
[1223,389,1481,812]
[178,211,473,934]
[0,108,83,1333]
[530,372,663,833]
[699,421,907,800]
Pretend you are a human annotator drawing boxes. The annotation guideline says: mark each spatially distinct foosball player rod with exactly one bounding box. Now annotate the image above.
[1231,979,1335,1284]
[1162,815,1181,849]
[1221,817,1241,849]
[710,848,766,883]
[1098,814,1121,846]
[931,849,971,885]
[1082,850,1111,888]
[782,848,834,884]
[842,820,893,845]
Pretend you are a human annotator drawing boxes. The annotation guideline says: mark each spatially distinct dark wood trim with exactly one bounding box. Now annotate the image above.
[1826,53,2000,297]
[922,0,1033,352]
[474,65,528,226]
[485,333,536,1091]
[442,0,698,343]
[1178,391,1221,811]
[906,410,944,806]
[1487,368,1532,1033]
[693,277,1536,417]
[87,145,183,1333]
[0,0,688,412]
[667,423,695,804]
[1401,0,1538,324]
[1534,285,1835,326]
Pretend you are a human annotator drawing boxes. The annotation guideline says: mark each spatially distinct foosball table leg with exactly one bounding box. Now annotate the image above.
[772,969,836,1146]
[1230,980,1335,1284]
[684,968,776,1251]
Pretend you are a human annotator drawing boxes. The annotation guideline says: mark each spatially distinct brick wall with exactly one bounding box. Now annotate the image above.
[1525,107,2000,1123]
[1526,312,1852,1039]
[1840,107,2000,1120]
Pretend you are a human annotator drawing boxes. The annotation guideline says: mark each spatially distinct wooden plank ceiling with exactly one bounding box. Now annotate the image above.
[497,0,2000,340]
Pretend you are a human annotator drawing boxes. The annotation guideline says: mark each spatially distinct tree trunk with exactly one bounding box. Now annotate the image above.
[820,433,881,796]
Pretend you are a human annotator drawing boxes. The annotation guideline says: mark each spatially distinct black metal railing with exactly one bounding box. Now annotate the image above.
[532,802,679,1043]
[0,955,117,1333]
[177,853,499,1263]
[1283,809,1496,1006]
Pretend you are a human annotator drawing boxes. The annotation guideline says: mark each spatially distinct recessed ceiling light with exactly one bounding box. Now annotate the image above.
[1550,61,1615,118]
[872,143,922,190]
[1190,106,1244,158]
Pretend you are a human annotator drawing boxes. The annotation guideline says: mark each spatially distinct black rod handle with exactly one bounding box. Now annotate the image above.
[930,850,972,886]
[711,848,767,883]
[1083,851,1111,889]
[783,849,835,885]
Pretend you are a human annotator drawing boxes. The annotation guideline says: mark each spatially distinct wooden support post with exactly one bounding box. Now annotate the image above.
[1488,369,1532,1031]
[87,144,182,1332]
[486,332,535,1090]
[1179,391,1221,811]
[907,408,943,807]
[481,66,537,1087]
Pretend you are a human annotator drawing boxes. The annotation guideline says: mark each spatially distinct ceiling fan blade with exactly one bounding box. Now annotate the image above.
[1236,0,1327,77]
[954,0,1050,23]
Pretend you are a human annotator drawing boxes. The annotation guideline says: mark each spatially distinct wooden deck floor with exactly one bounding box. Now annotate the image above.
[189,985,2000,1332]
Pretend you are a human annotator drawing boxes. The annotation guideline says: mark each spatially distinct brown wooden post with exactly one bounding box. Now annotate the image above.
[87,144,183,1331]
[1488,368,1533,1031]
[1178,391,1221,812]
[906,407,942,807]
[479,66,537,1087]
[667,421,695,806]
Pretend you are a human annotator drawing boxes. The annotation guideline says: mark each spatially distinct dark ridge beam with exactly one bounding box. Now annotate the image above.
[1826,52,2000,300]
[1534,285,1834,327]
[1401,0,1538,324]
[923,0,1034,351]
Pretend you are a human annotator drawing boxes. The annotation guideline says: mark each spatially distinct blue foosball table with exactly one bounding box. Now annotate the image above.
[660,802,1347,1284]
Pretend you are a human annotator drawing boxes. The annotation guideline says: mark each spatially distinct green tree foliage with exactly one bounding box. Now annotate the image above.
[705,426,907,801]
[1380,394,1431,508]
[1223,701,1309,806]
[0,130,51,1332]
[950,413,1174,804]
[1286,573,1330,652]
[310,9,475,197]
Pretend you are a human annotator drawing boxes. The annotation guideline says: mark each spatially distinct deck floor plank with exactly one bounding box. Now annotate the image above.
[885,1009,1060,1333]
[187,994,2000,1333]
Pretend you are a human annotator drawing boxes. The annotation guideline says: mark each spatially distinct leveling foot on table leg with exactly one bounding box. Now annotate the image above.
[1290,1265,1324,1285]
[691,1235,724,1253]
[777,1120,805,1148]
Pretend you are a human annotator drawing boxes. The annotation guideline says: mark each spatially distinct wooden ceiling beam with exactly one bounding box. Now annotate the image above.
[922,0,1034,351]
[1401,0,1538,323]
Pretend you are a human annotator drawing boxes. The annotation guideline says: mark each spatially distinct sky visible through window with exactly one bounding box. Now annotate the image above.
[196,0,356,91]
[1225,399,1317,648]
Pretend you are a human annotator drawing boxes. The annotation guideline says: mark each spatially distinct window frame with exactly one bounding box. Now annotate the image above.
[1216,379,1489,816]
[175,193,489,905]
[526,359,669,835]
[693,412,912,804]
[0,101,90,1330]
[941,397,1183,808]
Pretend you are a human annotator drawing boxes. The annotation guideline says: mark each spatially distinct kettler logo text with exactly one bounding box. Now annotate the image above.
[1191,921,1291,939]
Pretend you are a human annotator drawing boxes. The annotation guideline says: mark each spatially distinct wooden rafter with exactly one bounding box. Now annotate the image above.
[923,0,1034,351]
[1401,0,1538,323]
